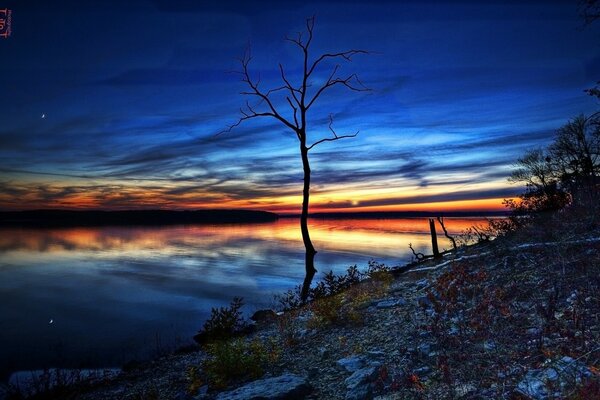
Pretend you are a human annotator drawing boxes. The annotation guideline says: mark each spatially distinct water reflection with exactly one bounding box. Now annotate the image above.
[0,217,486,380]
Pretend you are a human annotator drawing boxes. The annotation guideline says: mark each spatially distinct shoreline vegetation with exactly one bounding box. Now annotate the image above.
[3,208,600,399]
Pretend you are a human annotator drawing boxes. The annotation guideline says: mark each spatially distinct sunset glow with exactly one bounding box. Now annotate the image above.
[1,2,598,213]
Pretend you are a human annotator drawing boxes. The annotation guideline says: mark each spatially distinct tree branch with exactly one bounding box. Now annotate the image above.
[308,49,369,77]
[306,70,370,110]
[436,216,457,251]
[306,114,358,151]
[220,48,299,135]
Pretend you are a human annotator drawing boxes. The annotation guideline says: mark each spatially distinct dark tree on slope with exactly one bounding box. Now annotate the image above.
[580,0,600,24]
[507,113,600,219]
[549,113,600,207]
[223,17,369,300]
[507,148,570,217]
[580,0,600,98]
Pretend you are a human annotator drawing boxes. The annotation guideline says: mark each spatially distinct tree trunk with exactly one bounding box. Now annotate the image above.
[429,218,441,258]
[299,141,317,301]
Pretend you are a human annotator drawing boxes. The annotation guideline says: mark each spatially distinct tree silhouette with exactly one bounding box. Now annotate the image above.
[223,16,369,300]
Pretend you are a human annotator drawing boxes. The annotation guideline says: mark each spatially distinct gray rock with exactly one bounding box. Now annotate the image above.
[516,357,592,400]
[345,365,381,390]
[250,309,278,322]
[417,296,433,308]
[215,373,312,400]
[337,355,366,373]
[345,384,372,400]
[516,369,551,400]
[319,346,330,358]
[414,366,431,376]
[417,343,432,357]
[376,298,407,309]
[415,279,429,289]
[483,340,497,351]
[191,385,209,400]
[526,327,542,336]
[366,350,386,360]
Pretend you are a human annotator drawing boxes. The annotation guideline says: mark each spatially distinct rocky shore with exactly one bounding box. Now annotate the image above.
[6,217,600,400]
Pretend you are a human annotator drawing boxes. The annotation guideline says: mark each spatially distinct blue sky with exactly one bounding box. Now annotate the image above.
[0,0,598,212]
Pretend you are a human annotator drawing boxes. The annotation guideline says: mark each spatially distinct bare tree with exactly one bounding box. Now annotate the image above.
[580,0,600,24]
[223,17,369,300]
[579,1,600,98]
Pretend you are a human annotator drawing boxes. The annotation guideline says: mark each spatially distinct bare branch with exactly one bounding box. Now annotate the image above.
[286,97,299,127]
[306,70,370,110]
[409,243,427,262]
[307,114,358,151]
[278,63,301,105]
[230,48,299,132]
[436,216,457,251]
[308,49,369,77]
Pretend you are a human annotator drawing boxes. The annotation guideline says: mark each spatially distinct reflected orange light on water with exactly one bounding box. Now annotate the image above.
[0,218,491,262]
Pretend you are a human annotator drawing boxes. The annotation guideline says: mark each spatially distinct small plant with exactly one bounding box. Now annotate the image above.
[274,261,394,311]
[202,338,280,389]
[186,366,204,395]
[276,309,303,346]
[194,297,247,344]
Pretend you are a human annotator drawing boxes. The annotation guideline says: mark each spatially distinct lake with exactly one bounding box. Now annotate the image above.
[0,217,487,380]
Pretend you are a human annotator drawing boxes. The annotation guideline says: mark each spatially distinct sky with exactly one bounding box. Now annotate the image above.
[0,0,599,213]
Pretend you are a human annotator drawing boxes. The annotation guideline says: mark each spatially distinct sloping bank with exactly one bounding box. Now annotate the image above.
[6,224,600,400]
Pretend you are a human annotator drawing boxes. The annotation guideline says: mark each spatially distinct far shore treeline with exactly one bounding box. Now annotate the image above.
[0,209,509,228]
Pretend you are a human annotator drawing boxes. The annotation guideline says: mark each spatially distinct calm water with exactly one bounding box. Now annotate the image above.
[0,217,486,379]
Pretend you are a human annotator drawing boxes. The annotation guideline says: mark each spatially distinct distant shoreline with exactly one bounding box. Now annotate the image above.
[283,210,509,219]
[0,209,507,228]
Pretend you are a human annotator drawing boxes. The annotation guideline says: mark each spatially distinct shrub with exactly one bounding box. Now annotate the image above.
[194,297,247,344]
[202,338,280,389]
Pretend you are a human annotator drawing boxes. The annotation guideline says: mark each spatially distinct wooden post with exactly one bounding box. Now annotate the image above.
[429,218,440,258]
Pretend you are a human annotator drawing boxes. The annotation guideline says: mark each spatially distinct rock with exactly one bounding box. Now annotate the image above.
[191,385,208,399]
[337,355,366,372]
[516,356,592,399]
[376,298,407,309]
[250,309,278,322]
[417,296,433,309]
[345,365,381,390]
[415,279,429,289]
[526,327,542,336]
[215,373,312,400]
[417,343,432,357]
[318,346,330,358]
[483,340,497,351]
[516,369,551,400]
[345,384,372,400]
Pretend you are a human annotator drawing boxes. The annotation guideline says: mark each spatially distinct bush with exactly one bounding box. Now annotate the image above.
[194,297,247,344]
[202,338,280,389]
[274,261,393,311]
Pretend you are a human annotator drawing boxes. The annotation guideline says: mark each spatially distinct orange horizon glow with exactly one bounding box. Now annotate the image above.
[0,176,514,214]
[0,197,510,214]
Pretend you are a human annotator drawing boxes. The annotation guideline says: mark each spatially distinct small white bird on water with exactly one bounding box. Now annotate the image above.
[41,114,46,119]
[49,319,53,324]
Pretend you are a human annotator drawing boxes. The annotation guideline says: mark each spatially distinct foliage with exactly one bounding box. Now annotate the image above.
[274,261,392,311]
[275,309,304,346]
[308,262,393,328]
[507,113,600,222]
[186,366,204,396]
[201,338,280,389]
[194,297,247,344]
